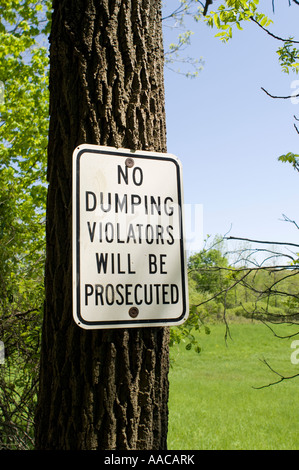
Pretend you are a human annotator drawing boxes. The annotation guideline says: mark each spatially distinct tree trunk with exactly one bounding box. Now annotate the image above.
[35,0,169,450]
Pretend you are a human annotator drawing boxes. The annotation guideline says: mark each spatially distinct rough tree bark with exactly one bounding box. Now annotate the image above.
[35,0,170,450]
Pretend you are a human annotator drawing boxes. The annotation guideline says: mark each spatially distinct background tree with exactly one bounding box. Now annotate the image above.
[34,0,170,450]
[188,239,229,295]
[0,0,50,449]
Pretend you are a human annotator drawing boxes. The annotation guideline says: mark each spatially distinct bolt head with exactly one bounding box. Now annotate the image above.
[129,307,139,318]
[125,157,134,168]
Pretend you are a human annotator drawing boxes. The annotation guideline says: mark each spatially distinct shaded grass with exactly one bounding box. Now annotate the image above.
[168,322,299,450]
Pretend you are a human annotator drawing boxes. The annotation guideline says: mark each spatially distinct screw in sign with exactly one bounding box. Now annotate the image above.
[72,144,189,329]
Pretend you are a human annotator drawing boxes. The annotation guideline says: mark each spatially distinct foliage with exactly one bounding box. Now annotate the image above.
[171,231,299,361]
[277,40,299,74]
[188,241,229,294]
[226,266,299,323]
[169,300,211,354]
[278,152,299,172]
[0,0,50,450]
[201,0,270,41]
[164,1,299,77]
[170,238,228,353]
[176,234,299,359]
[163,0,205,77]
[201,1,299,74]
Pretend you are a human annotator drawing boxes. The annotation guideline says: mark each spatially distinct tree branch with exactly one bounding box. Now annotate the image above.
[226,235,299,249]
[195,270,252,306]
[253,357,299,389]
[261,86,299,100]
[203,0,213,16]
[250,16,299,43]
[162,0,196,21]
[261,319,299,339]
[280,213,299,231]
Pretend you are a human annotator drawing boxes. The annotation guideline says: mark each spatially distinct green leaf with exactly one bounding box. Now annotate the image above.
[214,13,221,29]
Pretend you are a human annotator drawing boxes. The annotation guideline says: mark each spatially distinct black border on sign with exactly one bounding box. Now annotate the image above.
[74,147,187,327]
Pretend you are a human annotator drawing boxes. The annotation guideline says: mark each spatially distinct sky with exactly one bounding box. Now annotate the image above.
[162,1,299,261]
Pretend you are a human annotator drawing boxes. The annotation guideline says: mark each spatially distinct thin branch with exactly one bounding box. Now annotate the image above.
[162,0,194,21]
[265,268,299,291]
[250,16,299,44]
[235,247,297,265]
[253,357,299,389]
[195,270,252,307]
[223,290,233,344]
[226,236,299,249]
[189,265,299,275]
[261,86,299,100]
[261,319,299,339]
[280,214,299,231]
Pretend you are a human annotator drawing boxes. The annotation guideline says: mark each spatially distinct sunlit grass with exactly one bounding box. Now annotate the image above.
[168,322,299,450]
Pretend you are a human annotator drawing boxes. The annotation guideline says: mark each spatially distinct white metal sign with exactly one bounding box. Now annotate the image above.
[72,144,189,329]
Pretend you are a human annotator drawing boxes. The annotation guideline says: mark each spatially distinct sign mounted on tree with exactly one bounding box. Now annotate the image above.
[72,144,189,329]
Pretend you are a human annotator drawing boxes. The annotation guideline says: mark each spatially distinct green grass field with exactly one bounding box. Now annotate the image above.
[168,322,299,450]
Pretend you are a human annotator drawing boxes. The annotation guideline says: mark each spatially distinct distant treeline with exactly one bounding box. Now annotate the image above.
[188,245,299,324]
